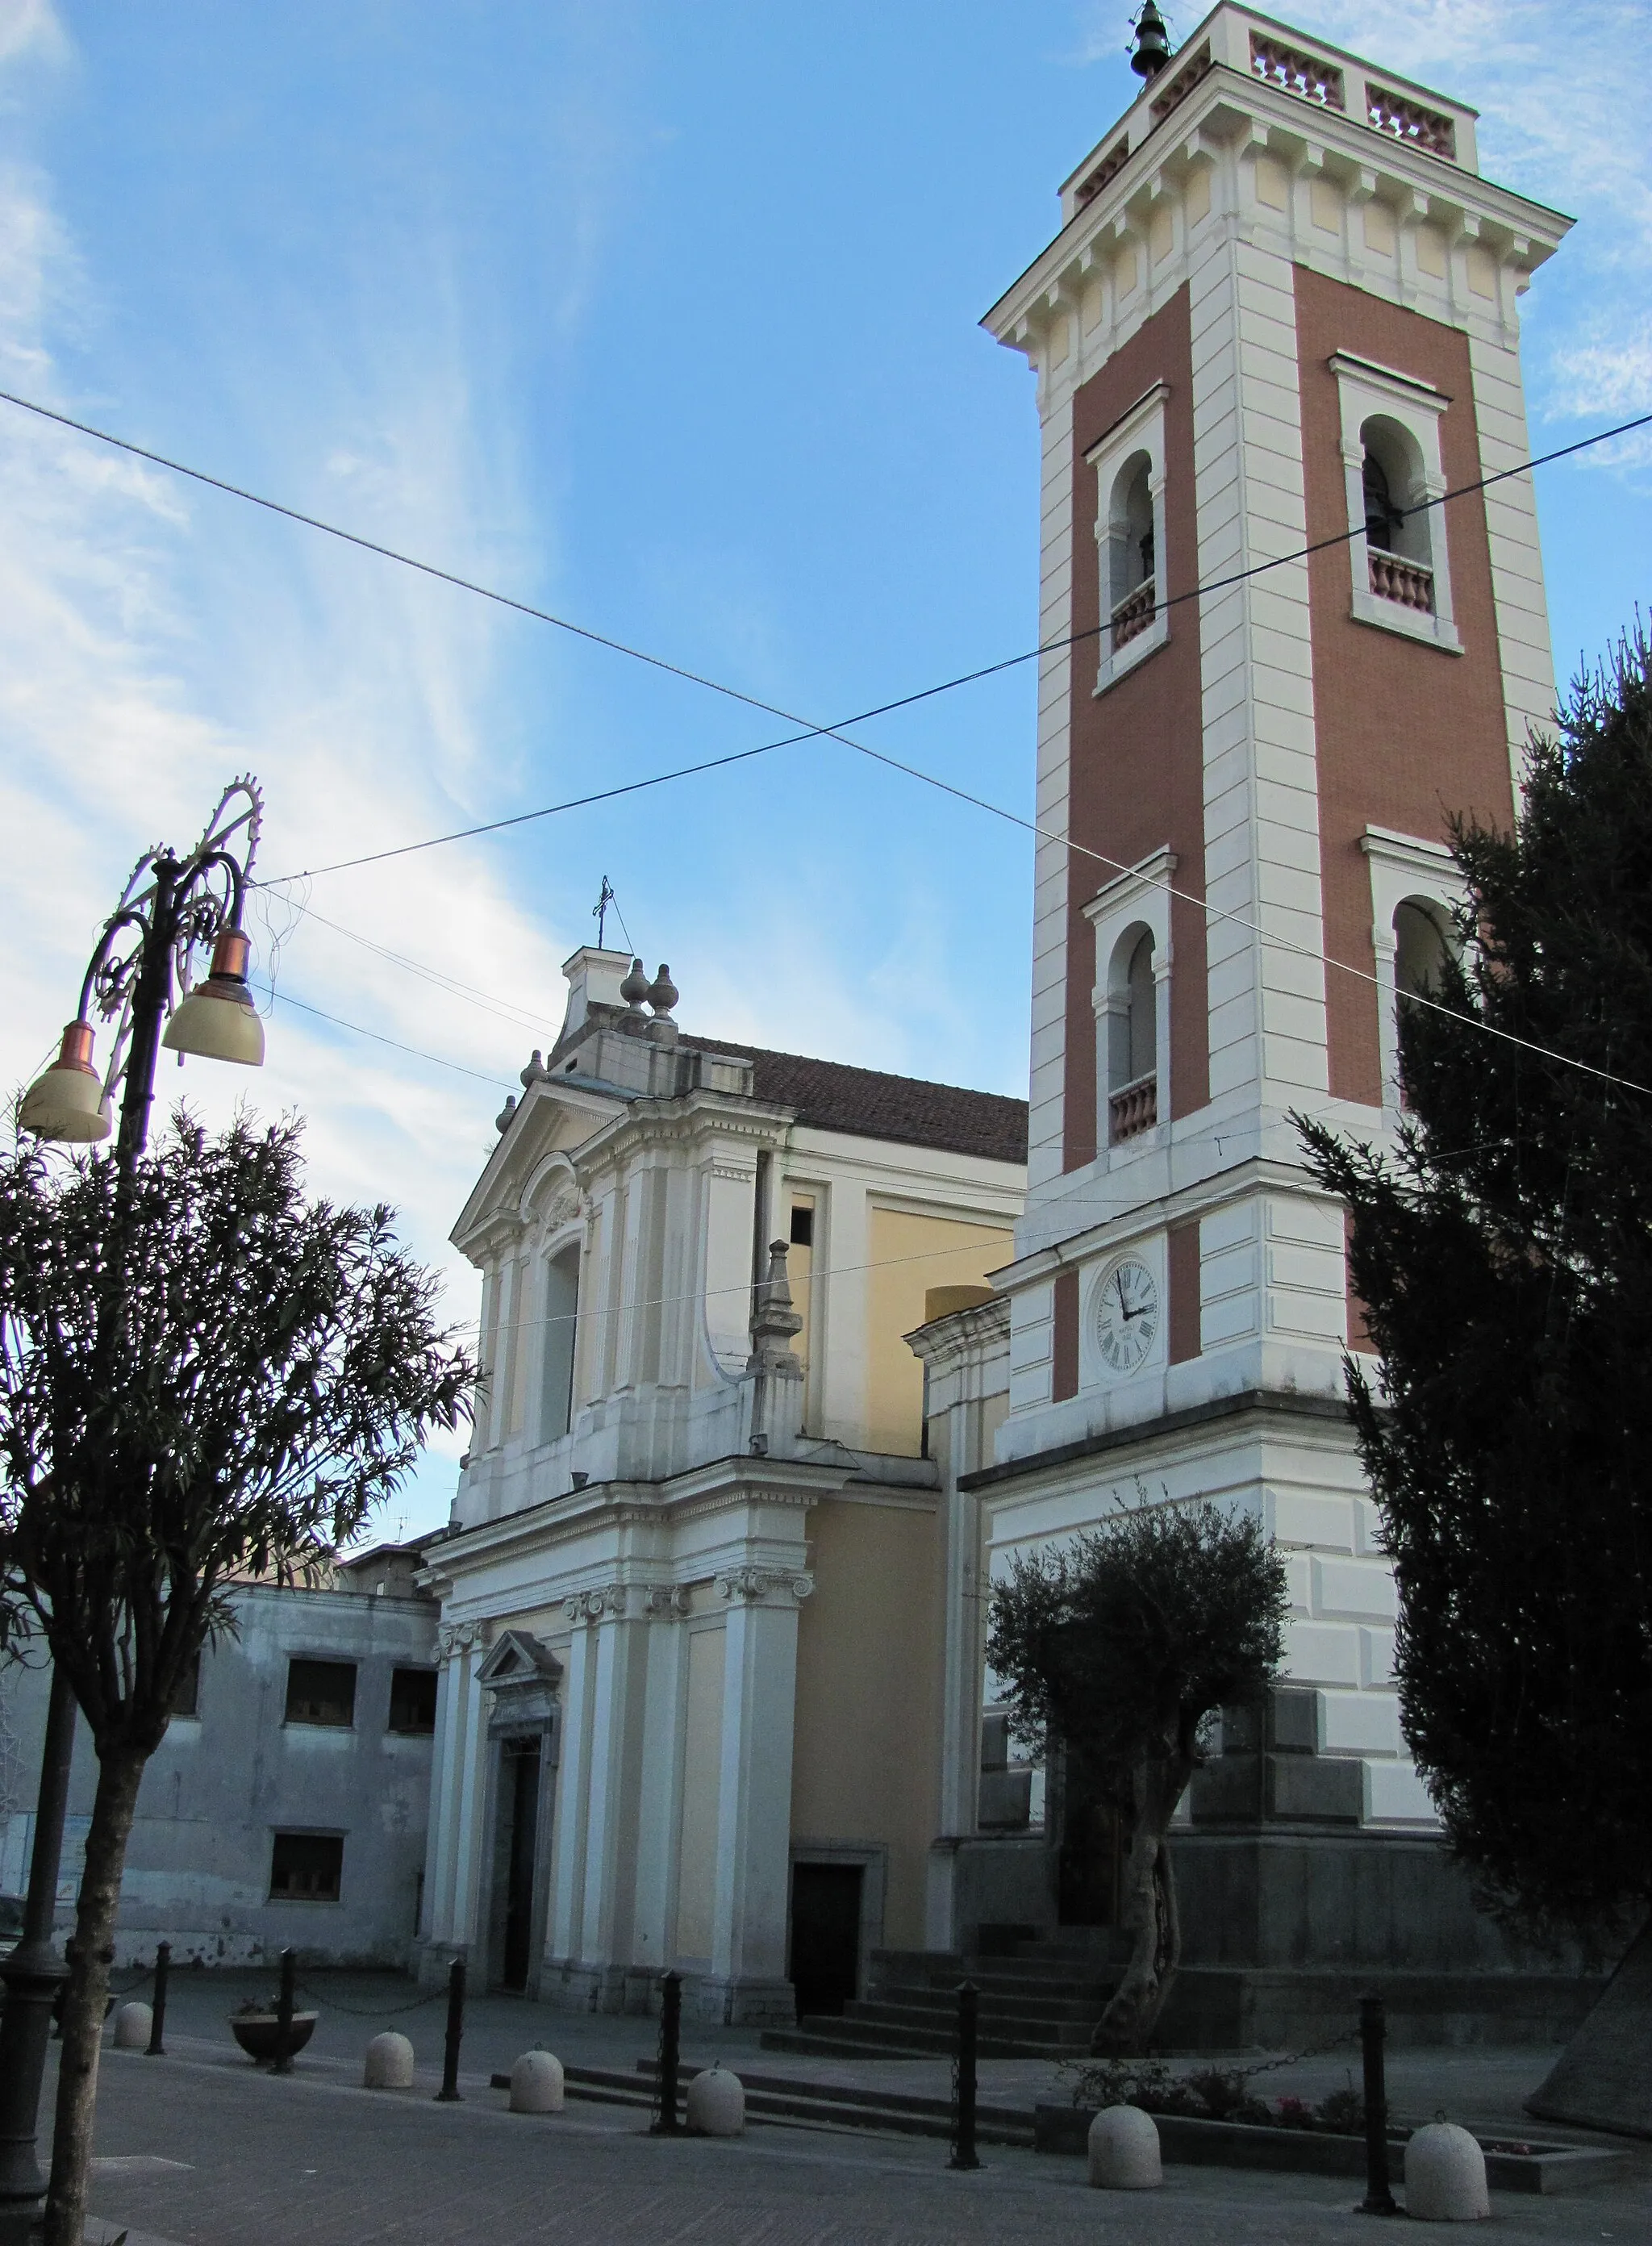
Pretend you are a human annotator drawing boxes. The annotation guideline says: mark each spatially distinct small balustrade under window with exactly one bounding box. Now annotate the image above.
[1108,1072,1158,1144]
[1367,547,1434,614]
[1111,580,1157,650]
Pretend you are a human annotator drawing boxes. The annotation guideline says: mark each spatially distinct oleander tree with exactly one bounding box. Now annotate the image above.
[0,1113,473,2246]
[987,1498,1288,2051]
[1296,628,1652,1950]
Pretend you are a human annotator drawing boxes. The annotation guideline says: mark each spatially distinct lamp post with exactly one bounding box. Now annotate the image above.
[0,779,267,2245]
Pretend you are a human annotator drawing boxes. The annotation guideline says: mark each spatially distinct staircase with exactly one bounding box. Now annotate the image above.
[761,1925,1131,2060]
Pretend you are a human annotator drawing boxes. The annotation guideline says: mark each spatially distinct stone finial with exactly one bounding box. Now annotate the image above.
[646,963,678,1016]
[519,1049,544,1089]
[751,1239,803,1349]
[620,957,651,1011]
[495,1093,517,1133]
[746,1238,804,1456]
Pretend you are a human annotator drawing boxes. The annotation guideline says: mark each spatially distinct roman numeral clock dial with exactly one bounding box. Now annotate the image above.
[1093,1256,1160,1376]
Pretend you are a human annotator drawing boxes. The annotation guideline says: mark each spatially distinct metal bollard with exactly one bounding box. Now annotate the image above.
[272,1949,298,2076]
[651,1970,682,2135]
[1357,1993,1398,2215]
[145,1942,169,2056]
[436,1956,465,2103]
[949,1980,981,2170]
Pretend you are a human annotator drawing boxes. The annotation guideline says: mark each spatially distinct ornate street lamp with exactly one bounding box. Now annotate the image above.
[0,779,266,2245]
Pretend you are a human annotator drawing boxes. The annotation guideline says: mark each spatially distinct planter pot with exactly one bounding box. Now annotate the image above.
[231,2010,319,2064]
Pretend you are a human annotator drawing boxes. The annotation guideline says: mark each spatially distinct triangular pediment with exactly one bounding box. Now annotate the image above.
[476,1629,561,1687]
[451,1079,623,1255]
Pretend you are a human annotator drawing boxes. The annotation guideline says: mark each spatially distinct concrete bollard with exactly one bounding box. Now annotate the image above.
[686,2065,745,2137]
[111,2003,152,2052]
[509,2049,565,2114]
[363,2031,415,2089]
[1405,2121,1490,2222]
[1087,2103,1162,2190]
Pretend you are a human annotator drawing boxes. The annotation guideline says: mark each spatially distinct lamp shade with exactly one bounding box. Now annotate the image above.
[19,1021,114,1143]
[162,928,265,1068]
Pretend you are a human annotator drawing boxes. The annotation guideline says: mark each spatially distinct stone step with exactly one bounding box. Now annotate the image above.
[873,1961,1118,2002]
[841,2000,1093,2050]
[628,2059,1035,2148]
[854,1981,1110,2025]
[761,2016,1083,2060]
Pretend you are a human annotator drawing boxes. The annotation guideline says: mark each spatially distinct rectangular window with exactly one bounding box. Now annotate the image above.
[387,1667,438,1735]
[789,1204,814,1248]
[269,1831,344,1902]
[284,1659,357,1728]
[168,1650,202,1718]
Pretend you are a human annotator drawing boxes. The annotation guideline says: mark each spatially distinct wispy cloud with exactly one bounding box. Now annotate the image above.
[0,14,599,1534]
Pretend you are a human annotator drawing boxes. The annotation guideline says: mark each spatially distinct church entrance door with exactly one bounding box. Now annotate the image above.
[788,1863,863,2018]
[499,1737,541,1991]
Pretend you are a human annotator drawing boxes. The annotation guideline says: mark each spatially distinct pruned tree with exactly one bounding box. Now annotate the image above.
[1298,629,1652,1950]
[987,1498,1287,2051]
[0,1113,473,2246]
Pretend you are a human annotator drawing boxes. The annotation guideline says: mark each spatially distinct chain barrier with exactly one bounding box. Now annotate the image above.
[294,1978,448,2019]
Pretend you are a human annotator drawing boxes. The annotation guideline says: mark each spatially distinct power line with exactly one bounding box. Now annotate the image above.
[2,381,1647,882]
[252,981,516,1088]
[8,386,1650,1096]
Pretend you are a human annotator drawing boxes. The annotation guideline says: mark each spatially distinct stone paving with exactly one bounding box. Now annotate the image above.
[60,1970,1650,2244]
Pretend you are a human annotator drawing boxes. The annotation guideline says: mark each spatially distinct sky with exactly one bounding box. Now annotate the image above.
[1,1,1647,1535]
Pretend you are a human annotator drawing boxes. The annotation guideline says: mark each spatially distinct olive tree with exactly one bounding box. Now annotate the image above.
[987,1499,1287,2051]
[0,1113,473,2246]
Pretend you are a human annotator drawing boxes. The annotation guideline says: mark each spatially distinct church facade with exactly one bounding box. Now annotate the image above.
[415,948,1024,2019]
[417,4,1584,2036]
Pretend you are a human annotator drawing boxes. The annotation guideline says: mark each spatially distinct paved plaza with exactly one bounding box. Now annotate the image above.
[45,1971,1650,2244]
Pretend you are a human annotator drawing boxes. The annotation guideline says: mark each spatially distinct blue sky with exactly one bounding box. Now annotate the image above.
[2,2,1648,1532]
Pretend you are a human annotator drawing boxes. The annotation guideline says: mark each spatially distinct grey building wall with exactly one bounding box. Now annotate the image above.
[0,1582,438,1967]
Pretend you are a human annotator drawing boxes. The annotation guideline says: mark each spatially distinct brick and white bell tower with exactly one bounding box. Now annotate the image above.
[970,6,1568,1858]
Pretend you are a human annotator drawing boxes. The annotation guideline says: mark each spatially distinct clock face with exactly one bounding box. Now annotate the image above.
[1093,1257,1161,1376]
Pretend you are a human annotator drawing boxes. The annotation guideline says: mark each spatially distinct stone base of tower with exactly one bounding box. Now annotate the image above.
[924,1697,1609,2051]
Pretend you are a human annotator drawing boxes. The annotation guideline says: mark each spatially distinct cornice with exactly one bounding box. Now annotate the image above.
[1000,1156,1342,1291]
[432,1451,855,1577]
[959,1385,1353,1493]
[982,60,1570,351]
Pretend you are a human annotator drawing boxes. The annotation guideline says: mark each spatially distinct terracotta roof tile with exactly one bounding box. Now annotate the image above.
[682,1034,1028,1166]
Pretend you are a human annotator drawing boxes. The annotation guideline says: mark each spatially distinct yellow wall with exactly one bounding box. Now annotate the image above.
[866,1207,1012,1456]
[791,1495,943,1951]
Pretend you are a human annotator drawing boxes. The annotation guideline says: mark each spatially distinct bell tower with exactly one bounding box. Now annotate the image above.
[975,8,1568,1835]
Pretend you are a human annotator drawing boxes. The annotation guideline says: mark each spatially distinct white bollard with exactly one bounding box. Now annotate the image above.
[509,2048,565,2114]
[363,2031,415,2089]
[111,2002,152,2052]
[686,2065,745,2137]
[1405,2121,1490,2222]
[1087,2103,1162,2190]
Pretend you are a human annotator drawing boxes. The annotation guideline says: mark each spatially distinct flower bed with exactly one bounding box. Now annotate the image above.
[1035,2062,1628,2194]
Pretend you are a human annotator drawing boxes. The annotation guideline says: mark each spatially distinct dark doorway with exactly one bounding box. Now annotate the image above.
[789,1862,863,2018]
[499,1739,541,1991]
